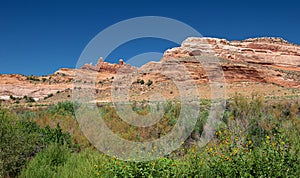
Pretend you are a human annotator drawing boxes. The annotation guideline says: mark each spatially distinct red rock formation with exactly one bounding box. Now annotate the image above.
[80,58,131,73]
[0,37,299,101]
[161,37,300,88]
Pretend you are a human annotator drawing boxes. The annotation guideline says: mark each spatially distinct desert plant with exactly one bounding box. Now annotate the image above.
[48,101,80,116]
[10,95,16,100]
[136,78,145,85]
[26,76,40,82]
[44,93,54,100]
[23,96,35,103]
[146,79,153,86]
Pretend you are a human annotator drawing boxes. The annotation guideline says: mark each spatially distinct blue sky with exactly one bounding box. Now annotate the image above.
[0,0,299,75]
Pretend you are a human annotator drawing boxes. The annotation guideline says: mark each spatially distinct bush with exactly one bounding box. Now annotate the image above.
[94,156,180,177]
[0,109,38,177]
[6,97,300,177]
[146,79,153,86]
[204,130,299,177]
[136,79,144,85]
[44,93,54,100]
[48,101,80,116]
[21,148,102,178]
[24,96,35,103]
[26,76,40,82]
[19,144,70,178]
[0,109,73,177]
[10,95,16,100]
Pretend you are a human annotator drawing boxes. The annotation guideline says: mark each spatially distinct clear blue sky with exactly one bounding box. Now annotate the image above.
[0,0,299,75]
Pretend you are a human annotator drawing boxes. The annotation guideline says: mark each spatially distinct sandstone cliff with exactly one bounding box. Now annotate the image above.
[0,37,299,103]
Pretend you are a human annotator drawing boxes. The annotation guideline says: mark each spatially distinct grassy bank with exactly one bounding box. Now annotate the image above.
[1,96,299,177]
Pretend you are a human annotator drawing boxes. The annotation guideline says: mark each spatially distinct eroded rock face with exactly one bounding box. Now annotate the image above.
[164,37,300,68]
[161,37,300,88]
[0,37,299,101]
[0,74,72,100]
[81,58,131,73]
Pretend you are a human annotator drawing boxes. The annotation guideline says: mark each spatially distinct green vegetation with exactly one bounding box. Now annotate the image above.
[42,78,47,82]
[10,95,17,100]
[23,95,35,103]
[0,109,72,177]
[26,76,40,82]
[136,78,145,85]
[1,96,300,177]
[44,93,54,100]
[47,101,79,116]
[146,79,153,87]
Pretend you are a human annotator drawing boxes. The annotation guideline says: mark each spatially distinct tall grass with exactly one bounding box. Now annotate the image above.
[2,97,300,177]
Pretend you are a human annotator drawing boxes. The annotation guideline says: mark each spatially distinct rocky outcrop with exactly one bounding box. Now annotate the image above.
[81,58,131,73]
[164,37,300,68]
[161,37,300,88]
[0,37,299,102]
[0,73,73,100]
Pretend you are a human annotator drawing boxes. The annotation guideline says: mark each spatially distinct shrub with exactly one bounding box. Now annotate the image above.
[26,76,40,82]
[136,79,145,85]
[44,93,54,100]
[204,130,299,177]
[146,79,153,86]
[23,95,35,102]
[10,95,16,100]
[0,109,38,177]
[0,109,73,177]
[94,156,180,177]
[19,144,70,178]
[6,97,300,177]
[26,96,35,102]
[21,148,101,178]
[48,101,80,116]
